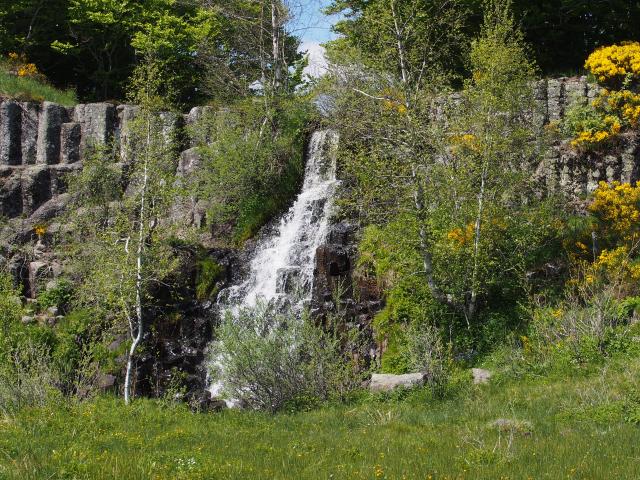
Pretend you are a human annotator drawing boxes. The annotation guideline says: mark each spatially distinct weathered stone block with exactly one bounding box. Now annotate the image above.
[28,260,49,298]
[177,147,202,176]
[20,102,40,164]
[0,166,23,217]
[547,78,565,122]
[60,122,81,164]
[117,104,139,164]
[564,76,587,107]
[0,101,22,165]
[73,102,116,152]
[36,102,68,164]
[370,373,425,392]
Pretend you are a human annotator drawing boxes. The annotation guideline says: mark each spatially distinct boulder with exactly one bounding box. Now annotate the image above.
[369,373,425,392]
[96,373,117,391]
[28,260,49,298]
[472,368,492,385]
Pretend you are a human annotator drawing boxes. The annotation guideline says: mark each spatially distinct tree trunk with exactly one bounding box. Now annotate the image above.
[124,114,150,405]
[271,1,282,92]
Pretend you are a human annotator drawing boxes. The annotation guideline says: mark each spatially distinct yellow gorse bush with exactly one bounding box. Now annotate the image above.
[447,223,475,248]
[570,43,640,150]
[589,181,640,240]
[584,41,640,85]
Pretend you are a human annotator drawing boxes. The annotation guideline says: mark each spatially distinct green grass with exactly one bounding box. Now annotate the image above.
[1,357,639,479]
[0,69,77,106]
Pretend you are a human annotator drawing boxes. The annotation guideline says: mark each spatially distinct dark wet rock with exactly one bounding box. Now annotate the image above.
[276,266,302,295]
[191,390,227,413]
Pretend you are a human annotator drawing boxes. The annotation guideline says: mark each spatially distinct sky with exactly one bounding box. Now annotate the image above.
[289,0,343,77]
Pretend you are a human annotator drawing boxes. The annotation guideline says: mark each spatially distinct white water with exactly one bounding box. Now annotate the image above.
[208,129,339,399]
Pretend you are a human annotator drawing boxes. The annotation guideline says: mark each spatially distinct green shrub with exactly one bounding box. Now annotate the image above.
[210,305,364,412]
[190,97,314,244]
[37,279,74,314]
[0,341,61,415]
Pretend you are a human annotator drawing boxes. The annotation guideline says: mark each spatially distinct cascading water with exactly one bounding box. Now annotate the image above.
[208,129,339,400]
[219,129,339,312]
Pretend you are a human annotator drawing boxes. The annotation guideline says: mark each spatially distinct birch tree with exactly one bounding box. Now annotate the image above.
[63,58,179,404]
[326,0,558,338]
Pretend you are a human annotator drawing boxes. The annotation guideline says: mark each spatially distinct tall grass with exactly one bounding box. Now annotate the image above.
[0,70,77,106]
[1,356,639,479]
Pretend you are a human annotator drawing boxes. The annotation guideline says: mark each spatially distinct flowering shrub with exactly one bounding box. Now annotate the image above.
[567,182,640,298]
[446,223,474,247]
[584,42,640,86]
[567,43,640,150]
[589,181,640,241]
[5,52,40,78]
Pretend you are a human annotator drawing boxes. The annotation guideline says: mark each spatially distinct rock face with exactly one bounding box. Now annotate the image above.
[0,99,183,224]
[370,373,426,392]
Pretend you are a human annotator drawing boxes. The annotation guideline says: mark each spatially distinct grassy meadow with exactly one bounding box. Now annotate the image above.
[1,355,639,480]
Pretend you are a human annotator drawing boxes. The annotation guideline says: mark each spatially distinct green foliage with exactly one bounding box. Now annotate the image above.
[562,99,609,138]
[0,1,303,103]
[3,357,640,478]
[192,97,313,243]
[195,257,224,301]
[328,0,640,78]
[37,279,73,314]
[0,341,61,415]
[326,0,470,91]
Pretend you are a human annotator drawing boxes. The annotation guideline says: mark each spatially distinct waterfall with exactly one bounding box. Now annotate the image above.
[208,129,339,400]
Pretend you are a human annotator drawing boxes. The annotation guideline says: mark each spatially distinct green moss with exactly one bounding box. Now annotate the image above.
[195,257,224,301]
